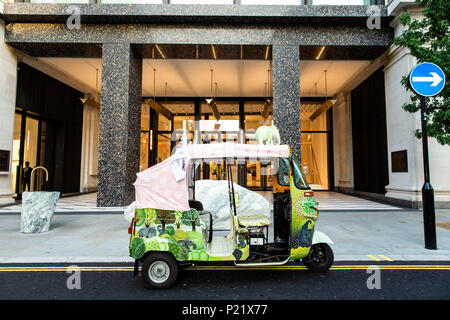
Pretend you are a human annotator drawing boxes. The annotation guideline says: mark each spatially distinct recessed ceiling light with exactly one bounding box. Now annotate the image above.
[265,45,270,60]
[211,45,217,59]
[155,44,166,59]
[315,46,326,60]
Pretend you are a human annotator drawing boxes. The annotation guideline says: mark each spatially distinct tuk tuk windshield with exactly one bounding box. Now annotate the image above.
[291,156,309,190]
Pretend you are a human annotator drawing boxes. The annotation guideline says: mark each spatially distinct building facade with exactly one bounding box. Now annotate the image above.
[0,0,448,208]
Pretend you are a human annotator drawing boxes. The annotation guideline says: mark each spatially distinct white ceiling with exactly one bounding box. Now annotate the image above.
[37,57,370,98]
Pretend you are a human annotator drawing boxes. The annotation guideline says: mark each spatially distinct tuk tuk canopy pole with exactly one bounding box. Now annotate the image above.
[227,162,237,217]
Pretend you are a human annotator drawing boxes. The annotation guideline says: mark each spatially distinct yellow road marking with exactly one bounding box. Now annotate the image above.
[367,255,381,261]
[185,266,450,271]
[0,268,134,272]
[0,267,134,270]
[378,255,394,261]
[0,265,449,272]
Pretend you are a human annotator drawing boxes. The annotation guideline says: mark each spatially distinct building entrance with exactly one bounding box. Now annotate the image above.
[12,62,84,198]
[139,95,333,191]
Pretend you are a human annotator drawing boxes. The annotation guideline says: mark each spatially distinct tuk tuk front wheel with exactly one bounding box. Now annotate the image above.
[302,243,334,273]
[142,252,178,289]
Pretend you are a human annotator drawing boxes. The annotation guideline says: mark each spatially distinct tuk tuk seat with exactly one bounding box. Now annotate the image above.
[238,214,271,228]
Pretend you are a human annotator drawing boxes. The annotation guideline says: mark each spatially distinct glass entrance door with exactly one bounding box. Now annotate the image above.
[300,103,332,190]
[23,116,39,175]
[301,132,329,190]
[244,111,273,190]
[11,112,54,197]
[11,114,22,194]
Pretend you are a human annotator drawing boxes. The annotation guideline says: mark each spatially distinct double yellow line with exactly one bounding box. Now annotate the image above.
[0,265,450,272]
[0,266,134,272]
[367,255,394,261]
[185,265,450,271]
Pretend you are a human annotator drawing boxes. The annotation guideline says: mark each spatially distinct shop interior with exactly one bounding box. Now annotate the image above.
[11,44,376,195]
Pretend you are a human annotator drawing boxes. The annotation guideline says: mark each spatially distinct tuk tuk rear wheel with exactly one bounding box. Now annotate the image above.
[142,252,178,289]
[302,243,333,273]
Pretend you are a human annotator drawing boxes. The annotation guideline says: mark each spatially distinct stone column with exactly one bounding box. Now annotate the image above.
[272,45,301,161]
[97,43,142,207]
[0,19,18,199]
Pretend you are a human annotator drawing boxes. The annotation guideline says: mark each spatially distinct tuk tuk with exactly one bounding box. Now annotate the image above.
[129,142,334,289]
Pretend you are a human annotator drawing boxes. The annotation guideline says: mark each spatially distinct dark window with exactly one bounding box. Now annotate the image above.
[277,157,290,186]
[0,150,9,172]
[292,156,310,190]
[391,150,408,172]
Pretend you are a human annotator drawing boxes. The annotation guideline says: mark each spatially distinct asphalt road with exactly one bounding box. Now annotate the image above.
[0,261,449,301]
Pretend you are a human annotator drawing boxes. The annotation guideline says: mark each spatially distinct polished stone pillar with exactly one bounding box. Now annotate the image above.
[272,45,301,162]
[97,43,142,207]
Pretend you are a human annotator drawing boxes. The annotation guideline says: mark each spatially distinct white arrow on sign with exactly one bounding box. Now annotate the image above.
[412,72,443,87]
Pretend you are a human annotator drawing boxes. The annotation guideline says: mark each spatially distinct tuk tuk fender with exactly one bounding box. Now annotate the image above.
[312,230,334,245]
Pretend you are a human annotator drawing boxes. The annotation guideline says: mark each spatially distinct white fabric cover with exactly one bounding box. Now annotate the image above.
[195,180,271,230]
[187,143,290,161]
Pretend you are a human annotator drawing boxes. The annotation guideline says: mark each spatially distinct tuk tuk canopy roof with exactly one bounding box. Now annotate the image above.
[186,143,290,161]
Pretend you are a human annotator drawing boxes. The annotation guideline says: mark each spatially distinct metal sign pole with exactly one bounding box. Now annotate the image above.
[409,62,444,250]
[419,95,437,249]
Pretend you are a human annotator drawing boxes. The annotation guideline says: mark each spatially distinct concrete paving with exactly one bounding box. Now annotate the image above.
[0,208,449,263]
[0,196,16,208]
[0,191,403,213]
[316,209,450,261]
[0,213,132,263]
[0,192,125,213]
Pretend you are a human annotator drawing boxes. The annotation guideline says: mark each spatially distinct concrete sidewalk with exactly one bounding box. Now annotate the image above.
[315,209,450,261]
[0,191,406,213]
[0,209,449,263]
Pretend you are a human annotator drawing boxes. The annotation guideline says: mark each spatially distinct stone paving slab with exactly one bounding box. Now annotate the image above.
[0,191,404,213]
[314,192,405,211]
[0,192,125,213]
[0,196,16,208]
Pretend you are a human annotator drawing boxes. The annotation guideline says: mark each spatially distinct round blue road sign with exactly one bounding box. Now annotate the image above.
[409,62,445,97]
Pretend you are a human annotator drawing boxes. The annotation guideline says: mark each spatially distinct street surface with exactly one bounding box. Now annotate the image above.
[1,261,449,300]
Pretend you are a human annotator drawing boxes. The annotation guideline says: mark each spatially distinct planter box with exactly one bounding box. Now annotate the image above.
[20,191,60,233]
